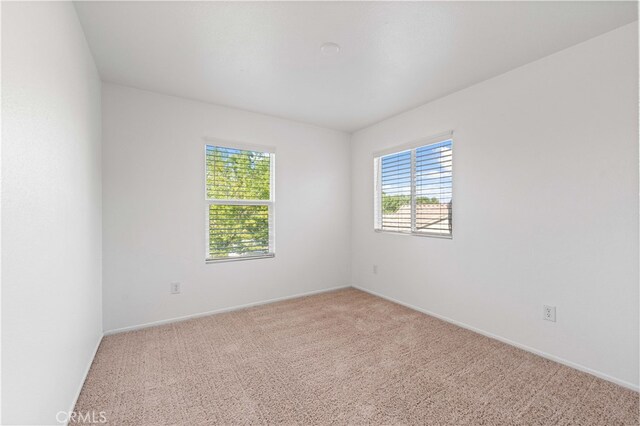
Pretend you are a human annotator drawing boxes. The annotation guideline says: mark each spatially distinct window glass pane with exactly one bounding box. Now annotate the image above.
[415,140,452,236]
[206,146,270,200]
[208,204,270,258]
[380,150,412,232]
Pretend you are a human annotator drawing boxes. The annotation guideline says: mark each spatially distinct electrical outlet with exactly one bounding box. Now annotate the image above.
[373,265,378,274]
[543,305,556,322]
[170,282,181,294]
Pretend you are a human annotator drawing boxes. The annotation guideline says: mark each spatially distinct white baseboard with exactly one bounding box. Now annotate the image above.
[64,333,103,424]
[352,285,639,393]
[104,285,351,336]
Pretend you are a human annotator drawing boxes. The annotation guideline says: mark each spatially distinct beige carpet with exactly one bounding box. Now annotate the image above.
[74,288,639,425]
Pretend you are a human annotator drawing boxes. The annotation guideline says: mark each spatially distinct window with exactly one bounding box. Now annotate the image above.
[374,136,452,238]
[205,143,275,261]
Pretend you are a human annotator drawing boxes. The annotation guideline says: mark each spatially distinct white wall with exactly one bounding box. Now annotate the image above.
[351,23,639,389]
[2,2,103,424]
[102,84,351,332]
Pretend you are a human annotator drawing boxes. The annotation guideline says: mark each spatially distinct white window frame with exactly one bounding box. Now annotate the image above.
[374,131,453,239]
[204,139,276,263]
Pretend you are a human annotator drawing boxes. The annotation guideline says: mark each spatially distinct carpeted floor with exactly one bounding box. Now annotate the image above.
[74,288,639,425]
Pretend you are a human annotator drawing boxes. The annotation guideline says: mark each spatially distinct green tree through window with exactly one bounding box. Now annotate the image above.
[206,145,274,260]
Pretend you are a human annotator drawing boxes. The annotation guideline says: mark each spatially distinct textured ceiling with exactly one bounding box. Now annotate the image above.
[75,1,637,132]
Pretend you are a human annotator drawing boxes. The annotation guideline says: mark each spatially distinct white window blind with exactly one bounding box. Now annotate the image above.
[374,138,452,238]
[205,144,275,261]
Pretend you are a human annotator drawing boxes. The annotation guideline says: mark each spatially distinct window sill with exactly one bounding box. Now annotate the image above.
[374,229,452,239]
[206,253,275,264]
